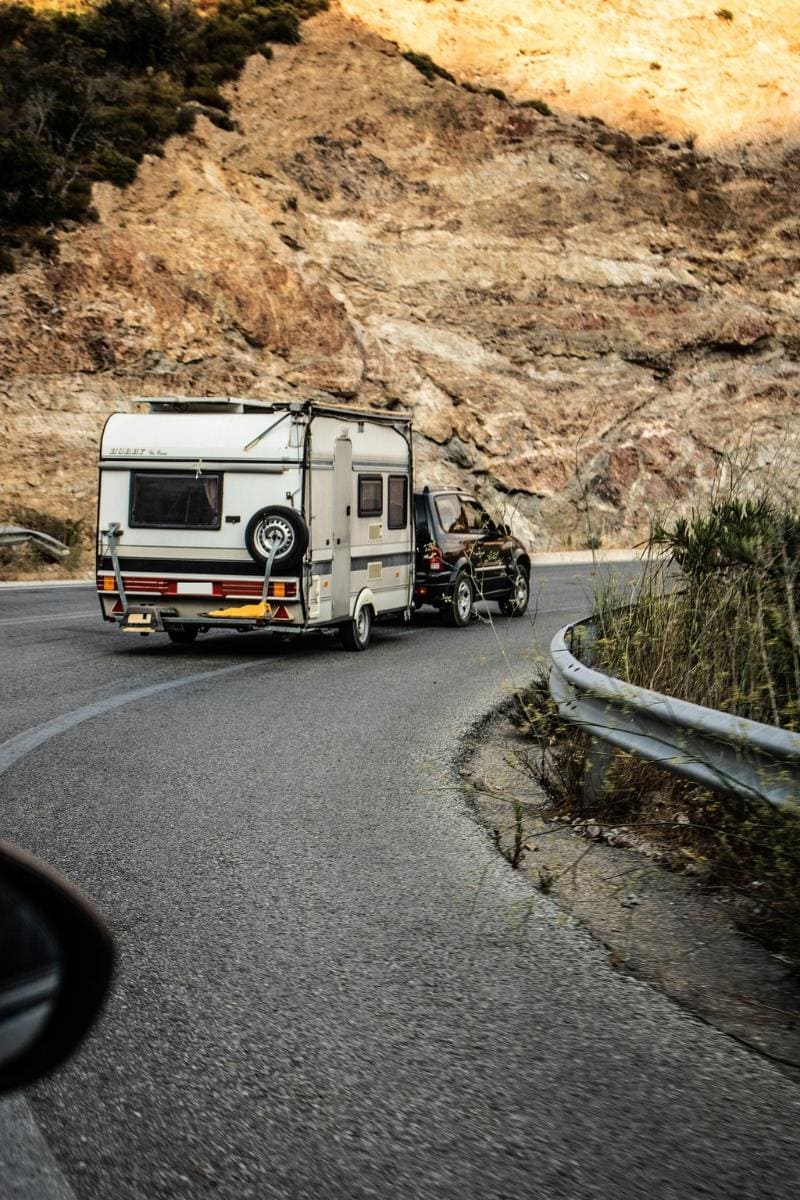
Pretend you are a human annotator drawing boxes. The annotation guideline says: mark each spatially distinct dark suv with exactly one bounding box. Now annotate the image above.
[414,488,531,625]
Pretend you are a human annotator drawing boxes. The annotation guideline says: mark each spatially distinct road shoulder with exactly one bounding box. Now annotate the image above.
[460,708,800,1072]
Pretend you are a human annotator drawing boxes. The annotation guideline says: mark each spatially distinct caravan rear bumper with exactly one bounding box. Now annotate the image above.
[97,570,302,629]
[106,601,303,632]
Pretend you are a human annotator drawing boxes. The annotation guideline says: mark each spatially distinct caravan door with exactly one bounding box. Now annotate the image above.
[331,434,352,619]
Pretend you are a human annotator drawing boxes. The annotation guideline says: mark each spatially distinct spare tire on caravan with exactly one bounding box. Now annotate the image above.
[96,397,414,651]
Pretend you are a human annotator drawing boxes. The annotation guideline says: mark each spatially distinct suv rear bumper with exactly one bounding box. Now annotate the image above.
[413,571,457,608]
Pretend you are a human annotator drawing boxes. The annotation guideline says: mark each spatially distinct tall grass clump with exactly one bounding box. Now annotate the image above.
[525,490,800,964]
[594,494,800,728]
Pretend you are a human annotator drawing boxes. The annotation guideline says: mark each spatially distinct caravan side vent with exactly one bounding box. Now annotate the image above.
[368,523,383,541]
[367,562,383,582]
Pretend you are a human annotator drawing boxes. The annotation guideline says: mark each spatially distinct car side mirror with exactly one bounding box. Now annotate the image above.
[0,841,114,1093]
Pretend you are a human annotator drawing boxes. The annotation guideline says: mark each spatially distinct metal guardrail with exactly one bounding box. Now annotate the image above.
[0,526,70,561]
[549,619,800,817]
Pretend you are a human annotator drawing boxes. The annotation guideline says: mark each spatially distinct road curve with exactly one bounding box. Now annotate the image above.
[0,573,798,1200]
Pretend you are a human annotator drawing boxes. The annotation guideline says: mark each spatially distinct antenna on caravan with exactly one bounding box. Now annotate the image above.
[243,410,294,453]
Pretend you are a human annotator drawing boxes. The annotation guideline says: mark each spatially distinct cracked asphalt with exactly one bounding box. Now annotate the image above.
[0,572,798,1199]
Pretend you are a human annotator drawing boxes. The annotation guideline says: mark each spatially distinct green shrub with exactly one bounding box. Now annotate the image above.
[29,230,59,258]
[176,105,198,134]
[206,109,236,131]
[0,0,329,251]
[0,245,16,274]
[91,147,140,186]
[402,50,456,85]
[594,496,800,729]
[485,86,507,102]
[715,8,734,21]
[88,0,196,71]
[8,505,85,571]
[519,97,552,116]
[11,505,84,550]
[185,84,231,111]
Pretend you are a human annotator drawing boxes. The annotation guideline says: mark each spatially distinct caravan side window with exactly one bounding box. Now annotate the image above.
[387,476,408,529]
[358,475,383,518]
[129,471,222,529]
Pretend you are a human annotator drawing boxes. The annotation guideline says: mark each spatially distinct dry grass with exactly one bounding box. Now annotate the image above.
[520,493,800,965]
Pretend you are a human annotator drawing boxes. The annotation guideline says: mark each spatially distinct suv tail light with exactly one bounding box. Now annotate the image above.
[426,545,445,572]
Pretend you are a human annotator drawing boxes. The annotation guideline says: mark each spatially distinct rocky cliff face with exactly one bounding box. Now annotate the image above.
[341,1,800,159]
[2,3,799,554]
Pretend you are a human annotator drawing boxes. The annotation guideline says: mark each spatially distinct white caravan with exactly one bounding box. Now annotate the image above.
[96,397,414,650]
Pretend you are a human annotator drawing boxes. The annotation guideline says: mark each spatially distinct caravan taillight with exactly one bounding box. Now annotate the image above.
[211,580,298,599]
[426,545,445,572]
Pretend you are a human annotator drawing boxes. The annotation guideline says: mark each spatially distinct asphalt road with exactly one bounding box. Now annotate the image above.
[1,571,798,1200]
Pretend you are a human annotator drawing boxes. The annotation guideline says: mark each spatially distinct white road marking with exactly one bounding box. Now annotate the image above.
[0,662,259,778]
[0,1097,76,1200]
[0,612,97,628]
[0,659,261,1199]
[0,580,92,591]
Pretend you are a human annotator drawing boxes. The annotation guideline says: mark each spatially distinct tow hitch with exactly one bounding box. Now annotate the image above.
[120,607,176,635]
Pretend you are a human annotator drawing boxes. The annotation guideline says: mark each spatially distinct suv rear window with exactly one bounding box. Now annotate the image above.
[435,494,486,534]
[129,472,222,529]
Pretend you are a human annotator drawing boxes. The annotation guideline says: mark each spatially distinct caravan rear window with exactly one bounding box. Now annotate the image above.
[129,472,222,530]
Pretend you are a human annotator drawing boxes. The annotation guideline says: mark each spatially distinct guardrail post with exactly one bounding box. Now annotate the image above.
[583,735,614,806]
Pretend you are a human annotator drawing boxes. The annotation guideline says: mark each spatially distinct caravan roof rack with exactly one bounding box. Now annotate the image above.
[141,396,411,425]
[145,396,284,414]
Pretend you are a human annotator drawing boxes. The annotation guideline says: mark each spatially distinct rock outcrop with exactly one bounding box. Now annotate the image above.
[341,0,800,159]
[2,3,799,552]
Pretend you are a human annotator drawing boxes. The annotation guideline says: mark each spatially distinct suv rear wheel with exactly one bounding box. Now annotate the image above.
[499,567,530,618]
[442,571,474,627]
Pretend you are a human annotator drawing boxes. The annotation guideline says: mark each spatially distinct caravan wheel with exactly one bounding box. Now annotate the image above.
[167,626,199,644]
[340,605,372,652]
[245,506,308,570]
